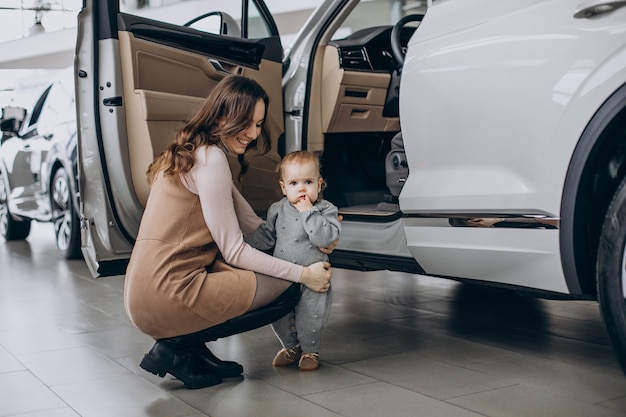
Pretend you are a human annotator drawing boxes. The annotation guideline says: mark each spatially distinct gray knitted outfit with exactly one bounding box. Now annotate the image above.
[246,197,341,353]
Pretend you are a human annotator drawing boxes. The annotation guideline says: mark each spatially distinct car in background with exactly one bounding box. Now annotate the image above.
[0,69,81,259]
[0,105,26,142]
[74,0,626,371]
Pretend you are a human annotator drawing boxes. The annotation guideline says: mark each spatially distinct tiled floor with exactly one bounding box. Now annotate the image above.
[2,223,626,417]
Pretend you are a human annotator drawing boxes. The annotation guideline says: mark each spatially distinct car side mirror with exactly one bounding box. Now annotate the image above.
[184,11,241,37]
[0,105,27,135]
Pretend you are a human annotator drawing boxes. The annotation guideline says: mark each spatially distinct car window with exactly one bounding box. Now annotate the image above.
[118,0,316,47]
[37,79,75,133]
[264,0,319,49]
[120,0,272,39]
[120,1,239,28]
[24,85,51,129]
[331,0,426,40]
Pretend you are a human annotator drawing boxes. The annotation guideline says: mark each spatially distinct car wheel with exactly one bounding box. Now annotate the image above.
[597,175,626,375]
[0,173,31,241]
[51,168,82,259]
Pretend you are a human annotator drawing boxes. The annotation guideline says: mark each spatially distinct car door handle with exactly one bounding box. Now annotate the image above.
[574,0,626,18]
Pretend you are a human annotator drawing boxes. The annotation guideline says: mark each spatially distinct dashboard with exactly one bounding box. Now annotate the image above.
[329,25,416,73]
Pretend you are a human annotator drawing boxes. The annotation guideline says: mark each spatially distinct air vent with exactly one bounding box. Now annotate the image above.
[338,47,371,71]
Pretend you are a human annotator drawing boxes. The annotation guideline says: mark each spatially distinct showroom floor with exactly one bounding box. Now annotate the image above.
[2,223,626,417]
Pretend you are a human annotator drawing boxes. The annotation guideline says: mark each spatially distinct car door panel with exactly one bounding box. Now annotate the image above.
[1,137,36,213]
[117,16,284,209]
[6,131,51,218]
[25,136,52,216]
[118,25,229,207]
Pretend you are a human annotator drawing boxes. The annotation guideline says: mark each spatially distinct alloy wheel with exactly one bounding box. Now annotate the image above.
[0,176,8,237]
[52,169,72,251]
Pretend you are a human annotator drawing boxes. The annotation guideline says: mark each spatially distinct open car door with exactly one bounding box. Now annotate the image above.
[75,0,285,277]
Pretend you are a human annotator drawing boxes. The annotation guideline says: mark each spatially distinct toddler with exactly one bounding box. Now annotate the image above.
[246,150,341,371]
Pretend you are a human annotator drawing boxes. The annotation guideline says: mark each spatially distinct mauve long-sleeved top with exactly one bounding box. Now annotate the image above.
[124,145,303,339]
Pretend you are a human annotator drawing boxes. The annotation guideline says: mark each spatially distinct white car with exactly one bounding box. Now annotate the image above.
[1,69,81,259]
[74,0,626,371]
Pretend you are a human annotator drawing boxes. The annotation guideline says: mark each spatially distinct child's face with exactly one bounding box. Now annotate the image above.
[279,161,323,206]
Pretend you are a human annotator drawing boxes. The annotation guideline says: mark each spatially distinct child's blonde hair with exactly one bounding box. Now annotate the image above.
[279,151,326,190]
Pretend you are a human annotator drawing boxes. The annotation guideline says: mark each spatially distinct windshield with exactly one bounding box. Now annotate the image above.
[331,0,427,40]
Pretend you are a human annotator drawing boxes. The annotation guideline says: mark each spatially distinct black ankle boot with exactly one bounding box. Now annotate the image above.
[192,344,244,378]
[149,284,302,379]
[140,340,222,389]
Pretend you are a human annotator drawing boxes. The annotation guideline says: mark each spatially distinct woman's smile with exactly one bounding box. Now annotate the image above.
[221,99,265,155]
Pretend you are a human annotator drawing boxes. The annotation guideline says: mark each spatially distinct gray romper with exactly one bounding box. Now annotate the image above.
[246,197,341,352]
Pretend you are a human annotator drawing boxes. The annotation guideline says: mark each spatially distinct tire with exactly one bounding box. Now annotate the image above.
[597,176,626,375]
[0,173,31,241]
[51,168,82,259]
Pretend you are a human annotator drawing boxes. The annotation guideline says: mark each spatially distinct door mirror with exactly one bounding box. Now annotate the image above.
[0,105,26,136]
[184,11,241,37]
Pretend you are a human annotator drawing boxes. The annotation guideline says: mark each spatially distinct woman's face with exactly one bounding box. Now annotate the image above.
[220,99,265,155]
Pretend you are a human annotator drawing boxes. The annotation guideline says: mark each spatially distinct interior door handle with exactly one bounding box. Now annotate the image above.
[574,0,626,18]
[208,59,243,75]
[209,59,231,74]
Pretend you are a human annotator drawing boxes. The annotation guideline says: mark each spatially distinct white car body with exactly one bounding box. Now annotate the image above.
[400,0,626,293]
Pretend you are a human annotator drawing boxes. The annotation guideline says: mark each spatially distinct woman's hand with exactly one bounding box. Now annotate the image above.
[300,261,331,292]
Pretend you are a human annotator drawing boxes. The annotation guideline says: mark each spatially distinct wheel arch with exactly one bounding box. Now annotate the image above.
[561,82,626,298]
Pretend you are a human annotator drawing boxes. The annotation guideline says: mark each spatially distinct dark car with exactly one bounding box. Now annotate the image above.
[0,69,81,259]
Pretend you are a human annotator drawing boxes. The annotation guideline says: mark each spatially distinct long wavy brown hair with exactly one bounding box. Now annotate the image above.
[146,75,270,184]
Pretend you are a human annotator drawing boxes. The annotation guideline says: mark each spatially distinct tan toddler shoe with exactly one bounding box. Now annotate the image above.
[272,345,302,367]
[299,352,320,371]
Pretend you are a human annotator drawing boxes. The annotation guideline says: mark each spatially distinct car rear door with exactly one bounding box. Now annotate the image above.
[8,85,53,217]
[75,0,285,277]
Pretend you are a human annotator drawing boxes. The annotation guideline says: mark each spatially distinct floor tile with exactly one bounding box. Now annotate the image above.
[448,384,626,417]
[466,353,626,404]
[173,378,342,417]
[0,345,24,373]
[304,381,483,417]
[17,346,131,386]
[12,409,81,417]
[2,222,626,417]
[52,374,200,417]
[0,371,67,416]
[246,361,377,396]
[343,351,515,400]
[0,326,85,356]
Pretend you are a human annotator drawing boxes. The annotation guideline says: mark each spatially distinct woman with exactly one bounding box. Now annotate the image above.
[124,75,332,389]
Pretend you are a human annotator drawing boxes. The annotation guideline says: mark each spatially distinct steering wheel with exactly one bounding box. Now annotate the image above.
[390,14,424,68]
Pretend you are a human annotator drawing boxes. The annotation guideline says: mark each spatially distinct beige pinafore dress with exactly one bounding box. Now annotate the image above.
[124,171,256,339]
